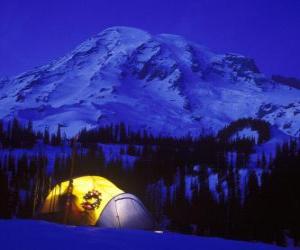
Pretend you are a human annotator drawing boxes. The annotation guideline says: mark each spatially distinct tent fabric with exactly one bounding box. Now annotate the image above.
[39,175,155,230]
[97,193,155,230]
[40,176,124,226]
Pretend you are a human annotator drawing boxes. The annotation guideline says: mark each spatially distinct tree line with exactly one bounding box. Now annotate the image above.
[0,118,66,148]
[0,118,299,247]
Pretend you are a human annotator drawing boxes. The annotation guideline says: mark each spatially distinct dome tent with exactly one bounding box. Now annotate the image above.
[39,176,154,230]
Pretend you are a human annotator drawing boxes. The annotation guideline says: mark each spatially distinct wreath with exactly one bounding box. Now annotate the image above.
[81,190,102,211]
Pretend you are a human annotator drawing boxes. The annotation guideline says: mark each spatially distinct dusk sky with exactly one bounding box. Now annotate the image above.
[1,0,299,78]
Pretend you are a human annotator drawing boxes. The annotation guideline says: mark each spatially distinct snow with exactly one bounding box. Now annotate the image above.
[99,143,138,168]
[248,126,291,168]
[185,175,199,200]
[209,172,219,199]
[0,143,138,172]
[0,144,71,172]
[0,26,299,138]
[0,220,294,250]
[230,127,259,143]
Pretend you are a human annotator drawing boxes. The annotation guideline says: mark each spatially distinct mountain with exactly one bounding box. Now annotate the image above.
[272,75,300,90]
[0,220,293,250]
[0,26,299,137]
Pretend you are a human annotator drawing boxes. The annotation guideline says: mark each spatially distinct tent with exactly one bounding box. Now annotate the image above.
[39,176,154,230]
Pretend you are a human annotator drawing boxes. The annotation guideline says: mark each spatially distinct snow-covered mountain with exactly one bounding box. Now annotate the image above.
[0,220,294,250]
[0,26,299,137]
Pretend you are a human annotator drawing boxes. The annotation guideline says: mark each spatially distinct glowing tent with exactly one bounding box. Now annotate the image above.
[39,176,154,230]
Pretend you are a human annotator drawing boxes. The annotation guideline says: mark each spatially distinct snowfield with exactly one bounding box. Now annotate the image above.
[0,220,297,250]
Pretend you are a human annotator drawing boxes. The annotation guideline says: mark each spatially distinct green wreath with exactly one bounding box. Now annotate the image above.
[81,190,102,211]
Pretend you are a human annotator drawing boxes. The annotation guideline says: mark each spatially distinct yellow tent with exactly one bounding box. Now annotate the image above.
[39,175,154,229]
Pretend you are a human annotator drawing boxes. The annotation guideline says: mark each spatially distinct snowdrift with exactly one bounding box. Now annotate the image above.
[0,220,295,250]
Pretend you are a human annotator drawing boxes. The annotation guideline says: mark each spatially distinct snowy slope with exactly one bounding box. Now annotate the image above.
[0,220,295,250]
[0,26,299,137]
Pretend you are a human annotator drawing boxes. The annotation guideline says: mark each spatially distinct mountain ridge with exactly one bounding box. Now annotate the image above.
[0,26,299,137]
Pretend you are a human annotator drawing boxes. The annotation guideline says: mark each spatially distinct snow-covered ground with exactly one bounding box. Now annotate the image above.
[0,220,296,250]
[0,143,137,172]
[230,127,259,143]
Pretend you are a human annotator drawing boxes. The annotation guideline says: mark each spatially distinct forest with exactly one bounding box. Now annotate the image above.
[0,118,299,247]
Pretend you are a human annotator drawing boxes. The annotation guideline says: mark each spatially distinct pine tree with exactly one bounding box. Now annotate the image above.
[56,125,62,145]
[43,127,50,144]
[0,169,11,218]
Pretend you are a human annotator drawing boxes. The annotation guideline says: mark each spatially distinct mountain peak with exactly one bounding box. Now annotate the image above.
[97,26,151,36]
[0,26,299,137]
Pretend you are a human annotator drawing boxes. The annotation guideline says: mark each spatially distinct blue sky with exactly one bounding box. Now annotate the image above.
[1,0,299,78]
